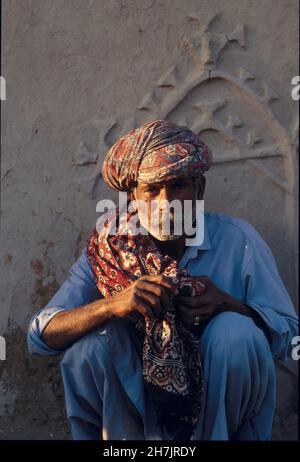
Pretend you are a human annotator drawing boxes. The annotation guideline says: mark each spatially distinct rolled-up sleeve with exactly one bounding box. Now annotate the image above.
[242,241,298,361]
[27,247,102,356]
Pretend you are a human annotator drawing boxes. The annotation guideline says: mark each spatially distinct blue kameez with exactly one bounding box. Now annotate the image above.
[27,213,298,440]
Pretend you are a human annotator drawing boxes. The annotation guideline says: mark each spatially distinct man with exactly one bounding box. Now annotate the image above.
[27,119,298,441]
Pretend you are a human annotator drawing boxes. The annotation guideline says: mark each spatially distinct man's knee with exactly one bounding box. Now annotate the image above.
[200,311,271,365]
[60,317,132,370]
[60,328,112,405]
[61,328,108,371]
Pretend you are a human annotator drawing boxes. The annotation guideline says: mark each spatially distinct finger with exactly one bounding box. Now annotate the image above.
[177,311,210,328]
[136,288,162,316]
[177,304,199,320]
[138,281,172,309]
[194,275,211,285]
[177,304,214,319]
[178,294,211,307]
[134,294,155,322]
[141,275,179,295]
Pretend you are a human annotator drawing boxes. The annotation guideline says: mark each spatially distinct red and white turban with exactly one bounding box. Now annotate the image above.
[102,119,212,191]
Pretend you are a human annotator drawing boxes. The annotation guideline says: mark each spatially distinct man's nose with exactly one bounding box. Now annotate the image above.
[158,186,172,203]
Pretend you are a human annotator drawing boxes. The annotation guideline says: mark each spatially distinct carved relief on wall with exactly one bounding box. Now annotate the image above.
[73,14,298,210]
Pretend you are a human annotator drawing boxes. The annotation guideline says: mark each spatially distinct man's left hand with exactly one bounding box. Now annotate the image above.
[177,276,228,329]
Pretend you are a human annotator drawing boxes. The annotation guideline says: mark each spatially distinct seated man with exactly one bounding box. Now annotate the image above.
[27,119,298,441]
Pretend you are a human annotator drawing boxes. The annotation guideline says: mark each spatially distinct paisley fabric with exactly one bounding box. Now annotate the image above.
[86,209,206,435]
[102,119,212,191]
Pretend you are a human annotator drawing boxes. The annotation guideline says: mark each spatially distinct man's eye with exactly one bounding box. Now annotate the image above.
[145,187,159,194]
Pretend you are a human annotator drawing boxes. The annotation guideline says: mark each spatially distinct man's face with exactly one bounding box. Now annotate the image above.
[131,176,205,241]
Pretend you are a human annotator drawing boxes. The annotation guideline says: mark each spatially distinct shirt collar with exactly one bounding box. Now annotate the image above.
[179,213,212,268]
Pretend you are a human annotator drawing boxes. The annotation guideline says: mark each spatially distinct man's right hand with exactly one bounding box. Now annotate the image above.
[41,275,179,351]
[108,275,179,322]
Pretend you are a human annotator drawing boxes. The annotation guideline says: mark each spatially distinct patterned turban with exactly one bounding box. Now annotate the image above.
[102,119,212,191]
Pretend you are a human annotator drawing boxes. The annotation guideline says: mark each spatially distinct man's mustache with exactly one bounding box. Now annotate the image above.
[150,211,176,222]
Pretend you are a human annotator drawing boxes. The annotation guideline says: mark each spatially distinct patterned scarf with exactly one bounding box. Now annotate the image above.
[86,208,206,439]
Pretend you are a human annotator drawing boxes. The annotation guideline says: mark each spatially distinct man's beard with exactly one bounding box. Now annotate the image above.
[136,198,197,242]
[138,209,180,241]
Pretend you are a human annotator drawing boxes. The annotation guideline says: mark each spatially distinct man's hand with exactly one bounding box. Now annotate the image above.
[177,276,228,330]
[109,275,179,322]
[42,275,179,351]
[176,276,271,340]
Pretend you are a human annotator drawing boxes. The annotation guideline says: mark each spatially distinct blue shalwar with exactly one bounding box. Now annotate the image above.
[27,212,298,440]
